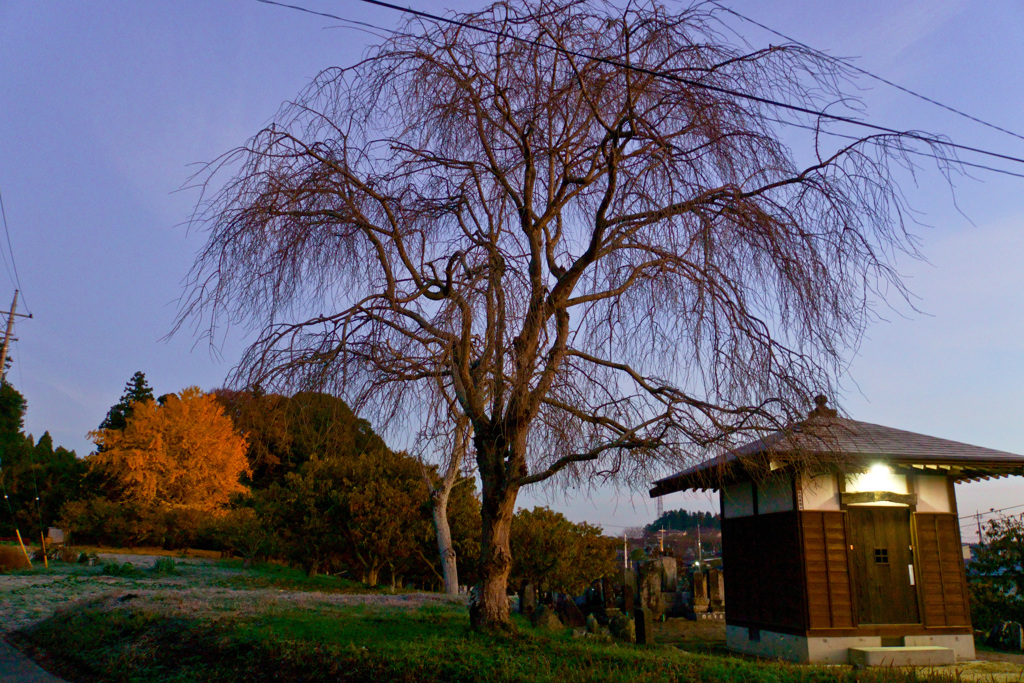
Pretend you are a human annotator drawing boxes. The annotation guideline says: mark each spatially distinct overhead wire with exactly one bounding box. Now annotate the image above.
[0,189,18,293]
[707,1,1024,146]
[762,115,1024,180]
[273,0,1024,169]
[959,502,1024,521]
[0,188,31,315]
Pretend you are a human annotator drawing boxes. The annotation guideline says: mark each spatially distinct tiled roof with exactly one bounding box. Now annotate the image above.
[651,415,1024,496]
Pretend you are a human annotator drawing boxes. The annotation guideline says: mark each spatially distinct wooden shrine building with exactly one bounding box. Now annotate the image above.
[650,397,1024,665]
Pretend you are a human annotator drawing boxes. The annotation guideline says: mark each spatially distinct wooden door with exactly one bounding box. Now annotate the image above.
[848,507,920,624]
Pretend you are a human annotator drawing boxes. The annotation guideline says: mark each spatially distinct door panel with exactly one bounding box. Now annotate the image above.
[848,507,920,625]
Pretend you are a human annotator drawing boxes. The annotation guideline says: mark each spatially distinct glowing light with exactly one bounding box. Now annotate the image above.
[869,463,891,477]
[847,462,907,495]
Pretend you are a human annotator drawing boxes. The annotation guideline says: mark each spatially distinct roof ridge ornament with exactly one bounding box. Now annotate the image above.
[808,394,838,420]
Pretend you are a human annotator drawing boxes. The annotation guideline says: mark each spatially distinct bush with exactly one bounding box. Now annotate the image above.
[60,497,214,550]
[101,562,140,577]
[54,545,80,563]
[151,558,178,575]
[0,544,31,572]
[201,507,275,565]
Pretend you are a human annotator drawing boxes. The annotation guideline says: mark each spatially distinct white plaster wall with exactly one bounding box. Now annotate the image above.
[800,473,840,511]
[757,475,794,514]
[723,481,754,518]
[914,475,952,513]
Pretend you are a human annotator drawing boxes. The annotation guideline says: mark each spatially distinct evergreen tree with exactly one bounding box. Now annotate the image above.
[0,383,84,536]
[99,371,155,432]
[645,508,721,534]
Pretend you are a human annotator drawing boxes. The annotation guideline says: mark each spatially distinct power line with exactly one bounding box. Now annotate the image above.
[273,0,1024,169]
[0,189,30,315]
[959,502,1024,521]
[0,191,18,293]
[708,1,1024,146]
[763,115,1024,180]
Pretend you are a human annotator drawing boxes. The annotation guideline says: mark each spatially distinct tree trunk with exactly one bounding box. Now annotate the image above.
[364,566,380,587]
[431,490,460,596]
[470,475,518,630]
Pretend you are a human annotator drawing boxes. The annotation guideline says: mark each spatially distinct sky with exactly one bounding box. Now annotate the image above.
[1,0,1022,539]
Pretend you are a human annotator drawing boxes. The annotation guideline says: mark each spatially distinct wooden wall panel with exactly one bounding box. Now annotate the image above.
[801,511,854,629]
[914,513,971,628]
[722,511,806,630]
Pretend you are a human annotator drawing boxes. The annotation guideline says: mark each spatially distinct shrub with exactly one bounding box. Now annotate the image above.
[101,562,140,577]
[0,544,31,572]
[151,558,178,575]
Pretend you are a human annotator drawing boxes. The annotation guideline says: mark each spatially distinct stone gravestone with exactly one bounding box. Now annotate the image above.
[650,556,677,592]
[708,567,724,610]
[530,604,564,631]
[634,607,654,645]
[623,584,635,613]
[638,562,665,619]
[601,577,615,610]
[558,596,587,628]
[691,570,710,612]
[519,583,536,614]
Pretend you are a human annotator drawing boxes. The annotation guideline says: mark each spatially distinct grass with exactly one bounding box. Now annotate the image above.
[216,560,399,594]
[15,601,964,683]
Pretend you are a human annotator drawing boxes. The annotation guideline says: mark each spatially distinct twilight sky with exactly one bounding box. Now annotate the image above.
[2,0,1022,539]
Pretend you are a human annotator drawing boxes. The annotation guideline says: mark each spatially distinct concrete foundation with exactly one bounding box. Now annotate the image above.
[726,626,976,664]
[849,646,954,667]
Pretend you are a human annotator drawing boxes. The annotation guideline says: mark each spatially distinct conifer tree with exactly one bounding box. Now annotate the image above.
[99,371,155,432]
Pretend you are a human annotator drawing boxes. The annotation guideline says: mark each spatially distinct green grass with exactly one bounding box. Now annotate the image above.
[15,602,962,683]
[216,560,398,594]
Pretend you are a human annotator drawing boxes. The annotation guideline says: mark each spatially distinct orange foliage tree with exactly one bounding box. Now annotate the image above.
[88,387,250,513]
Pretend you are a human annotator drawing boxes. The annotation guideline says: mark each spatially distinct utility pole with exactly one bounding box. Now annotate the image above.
[0,290,31,380]
[0,289,32,566]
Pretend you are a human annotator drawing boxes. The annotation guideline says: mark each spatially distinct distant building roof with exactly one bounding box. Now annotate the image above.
[651,397,1024,497]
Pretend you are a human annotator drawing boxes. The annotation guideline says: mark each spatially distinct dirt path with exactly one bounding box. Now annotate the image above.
[0,639,68,683]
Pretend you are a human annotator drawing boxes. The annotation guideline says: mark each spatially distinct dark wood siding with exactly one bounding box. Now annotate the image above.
[800,510,854,629]
[722,511,806,630]
[914,513,971,627]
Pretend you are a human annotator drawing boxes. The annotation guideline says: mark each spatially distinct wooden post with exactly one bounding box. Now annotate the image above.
[40,531,48,570]
[14,529,32,567]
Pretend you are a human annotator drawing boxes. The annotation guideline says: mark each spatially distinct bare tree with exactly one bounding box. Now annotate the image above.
[415,384,473,596]
[179,0,947,629]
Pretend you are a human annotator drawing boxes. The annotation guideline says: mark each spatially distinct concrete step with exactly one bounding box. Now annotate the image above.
[848,646,956,667]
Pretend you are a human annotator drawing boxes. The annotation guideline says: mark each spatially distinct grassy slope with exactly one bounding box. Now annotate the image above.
[15,601,958,683]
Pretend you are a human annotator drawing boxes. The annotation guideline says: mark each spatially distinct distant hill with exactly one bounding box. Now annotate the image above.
[645,509,720,534]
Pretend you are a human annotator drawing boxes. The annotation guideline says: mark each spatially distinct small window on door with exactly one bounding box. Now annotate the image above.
[874,548,889,564]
